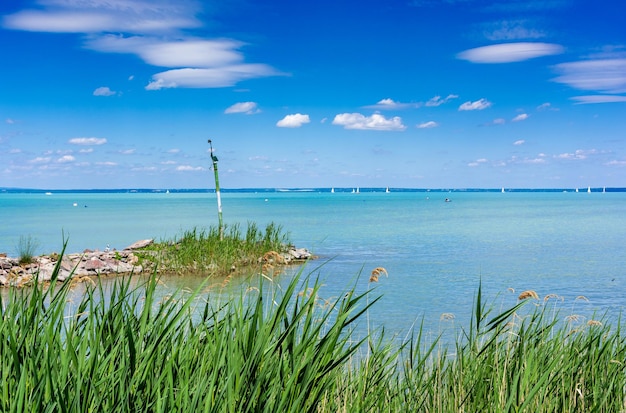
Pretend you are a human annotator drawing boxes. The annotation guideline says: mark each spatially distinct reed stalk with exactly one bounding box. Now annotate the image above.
[1,256,625,412]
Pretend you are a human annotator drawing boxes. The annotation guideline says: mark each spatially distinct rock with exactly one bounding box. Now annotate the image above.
[125,239,154,250]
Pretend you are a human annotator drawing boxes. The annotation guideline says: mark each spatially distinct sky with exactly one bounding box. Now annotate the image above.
[0,0,625,190]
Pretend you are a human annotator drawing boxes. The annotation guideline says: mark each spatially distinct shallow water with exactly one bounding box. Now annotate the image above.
[2,190,625,338]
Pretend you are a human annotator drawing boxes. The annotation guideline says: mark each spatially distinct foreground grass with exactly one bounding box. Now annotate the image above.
[2,261,625,412]
[136,222,291,276]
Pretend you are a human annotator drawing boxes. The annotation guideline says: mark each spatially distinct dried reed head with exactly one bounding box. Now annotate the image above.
[369,267,388,282]
[518,290,539,300]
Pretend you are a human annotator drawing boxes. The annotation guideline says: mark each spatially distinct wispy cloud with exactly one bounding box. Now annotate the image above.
[93,86,117,96]
[417,121,439,129]
[459,98,492,111]
[276,113,311,128]
[332,113,406,131]
[481,20,546,41]
[512,113,529,122]
[225,101,260,114]
[425,94,458,107]
[176,165,205,171]
[3,0,202,34]
[514,139,525,145]
[68,137,107,145]
[570,95,626,104]
[57,155,75,163]
[457,42,564,63]
[554,149,599,160]
[364,98,417,110]
[4,1,281,90]
[553,58,626,94]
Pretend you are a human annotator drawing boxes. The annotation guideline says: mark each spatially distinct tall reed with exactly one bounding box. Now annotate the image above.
[2,259,625,412]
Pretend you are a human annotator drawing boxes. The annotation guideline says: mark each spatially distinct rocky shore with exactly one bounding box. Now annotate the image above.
[0,239,313,288]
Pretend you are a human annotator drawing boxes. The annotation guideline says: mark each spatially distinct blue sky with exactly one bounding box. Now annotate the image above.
[1,0,625,189]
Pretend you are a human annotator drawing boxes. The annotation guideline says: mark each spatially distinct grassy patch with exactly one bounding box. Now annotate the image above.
[137,222,292,276]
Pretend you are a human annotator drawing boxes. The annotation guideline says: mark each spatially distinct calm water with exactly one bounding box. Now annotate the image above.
[2,190,626,338]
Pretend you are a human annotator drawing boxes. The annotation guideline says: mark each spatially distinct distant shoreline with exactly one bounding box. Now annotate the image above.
[2,187,625,194]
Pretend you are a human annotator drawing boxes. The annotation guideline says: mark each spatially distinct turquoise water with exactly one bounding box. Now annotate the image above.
[2,190,626,337]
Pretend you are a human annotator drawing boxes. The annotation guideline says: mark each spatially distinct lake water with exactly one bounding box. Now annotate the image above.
[2,189,625,339]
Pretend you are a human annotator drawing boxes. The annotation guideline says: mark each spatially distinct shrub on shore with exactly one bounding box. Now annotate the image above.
[1,262,625,412]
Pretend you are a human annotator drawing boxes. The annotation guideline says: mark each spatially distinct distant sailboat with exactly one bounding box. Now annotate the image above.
[603,186,606,193]
[501,187,505,193]
[587,186,591,193]
[576,188,579,193]
[331,187,335,193]
[356,187,360,194]
[385,187,390,193]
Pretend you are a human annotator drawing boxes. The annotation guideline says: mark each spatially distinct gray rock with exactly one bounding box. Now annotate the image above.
[125,239,154,250]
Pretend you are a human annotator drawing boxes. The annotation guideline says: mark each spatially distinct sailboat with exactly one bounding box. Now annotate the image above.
[501,187,505,193]
[331,187,335,193]
[356,187,360,194]
[587,186,591,193]
[385,187,390,193]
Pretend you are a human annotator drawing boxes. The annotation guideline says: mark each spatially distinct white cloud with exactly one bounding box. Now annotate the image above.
[512,113,529,122]
[68,137,107,145]
[88,36,244,68]
[57,155,75,163]
[365,98,417,110]
[606,160,626,167]
[459,98,492,111]
[417,121,439,129]
[492,118,506,125]
[225,101,260,114]
[145,65,279,90]
[554,149,598,160]
[277,113,311,128]
[425,94,459,107]
[93,86,116,96]
[119,149,136,155]
[457,42,564,63]
[570,95,626,104]
[167,148,180,154]
[29,156,51,164]
[96,161,117,166]
[3,1,202,34]
[5,2,281,90]
[176,165,204,171]
[553,58,626,94]
[514,139,525,145]
[6,118,16,124]
[332,113,406,131]
[79,148,94,153]
[536,102,557,111]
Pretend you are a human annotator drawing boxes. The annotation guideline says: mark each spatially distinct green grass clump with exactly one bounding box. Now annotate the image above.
[138,222,291,276]
[2,260,626,412]
[15,235,39,265]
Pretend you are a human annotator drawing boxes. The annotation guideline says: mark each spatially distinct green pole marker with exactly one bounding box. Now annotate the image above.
[208,139,224,240]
